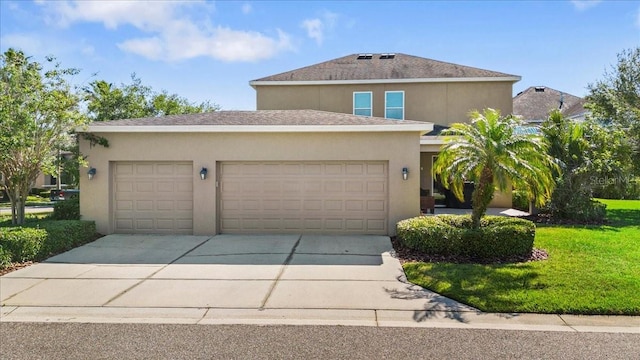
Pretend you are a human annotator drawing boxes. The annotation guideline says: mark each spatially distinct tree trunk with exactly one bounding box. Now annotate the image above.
[8,185,28,225]
[471,167,495,229]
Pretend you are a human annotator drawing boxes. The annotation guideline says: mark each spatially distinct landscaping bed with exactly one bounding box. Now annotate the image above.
[398,199,640,315]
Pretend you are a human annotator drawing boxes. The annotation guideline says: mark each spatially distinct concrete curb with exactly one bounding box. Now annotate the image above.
[1,306,638,333]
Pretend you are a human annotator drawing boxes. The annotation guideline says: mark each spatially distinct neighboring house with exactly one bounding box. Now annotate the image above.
[513,86,588,124]
[250,53,520,207]
[77,110,431,236]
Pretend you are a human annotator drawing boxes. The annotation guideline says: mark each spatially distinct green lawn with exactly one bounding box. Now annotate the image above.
[403,199,640,315]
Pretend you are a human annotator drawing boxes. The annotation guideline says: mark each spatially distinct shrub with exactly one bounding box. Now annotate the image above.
[0,246,13,268]
[33,220,96,258]
[0,227,48,262]
[512,189,529,212]
[397,215,535,261]
[0,220,96,267]
[29,187,46,196]
[51,197,80,220]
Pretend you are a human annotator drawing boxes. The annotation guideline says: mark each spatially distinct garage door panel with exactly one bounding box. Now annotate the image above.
[367,200,385,211]
[115,200,133,211]
[135,164,154,175]
[115,218,134,230]
[156,182,174,192]
[113,162,193,234]
[367,163,385,175]
[367,219,386,231]
[367,182,385,193]
[283,164,303,175]
[115,163,134,175]
[176,200,193,211]
[346,164,364,174]
[219,161,387,234]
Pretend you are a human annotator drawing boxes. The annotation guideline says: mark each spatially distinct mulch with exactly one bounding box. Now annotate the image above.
[0,261,36,276]
[390,236,549,265]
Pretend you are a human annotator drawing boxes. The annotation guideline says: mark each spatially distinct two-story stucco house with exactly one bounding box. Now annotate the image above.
[76,53,519,236]
[250,53,521,207]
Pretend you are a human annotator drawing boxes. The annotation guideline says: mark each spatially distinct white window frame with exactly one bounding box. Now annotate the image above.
[353,91,373,117]
[385,90,404,120]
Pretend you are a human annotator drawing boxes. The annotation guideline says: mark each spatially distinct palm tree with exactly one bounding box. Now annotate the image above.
[434,108,557,228]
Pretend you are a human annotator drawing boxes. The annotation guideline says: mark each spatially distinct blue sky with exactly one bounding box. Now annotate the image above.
[1,1,638,110]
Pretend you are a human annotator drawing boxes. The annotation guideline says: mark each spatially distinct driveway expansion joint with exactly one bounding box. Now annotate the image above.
[259,235,302,310]
[100,236,213,306]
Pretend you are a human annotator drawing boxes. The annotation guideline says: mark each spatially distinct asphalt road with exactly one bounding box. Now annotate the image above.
[1,323,638,360]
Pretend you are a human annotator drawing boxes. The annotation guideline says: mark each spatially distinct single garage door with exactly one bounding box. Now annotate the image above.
[112,162,193,234]
[219,161,388,234]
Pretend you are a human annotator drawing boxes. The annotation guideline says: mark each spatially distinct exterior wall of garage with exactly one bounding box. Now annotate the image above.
[79,131,422,236]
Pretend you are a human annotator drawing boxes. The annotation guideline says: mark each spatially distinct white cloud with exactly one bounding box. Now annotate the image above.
[39,0,293,62]
[119,26,293,62]
[242,3,252,14]
[570,0,602,11]
[301,18,324,45]
[301,11,338,46]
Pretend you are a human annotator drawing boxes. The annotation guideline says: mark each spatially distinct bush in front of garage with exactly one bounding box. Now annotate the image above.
[0,220,96,268]
[396,215,536,261]
[0,246,11,268]
[50,196,80,220]
[0,227,48,262]
[33,220,97,258]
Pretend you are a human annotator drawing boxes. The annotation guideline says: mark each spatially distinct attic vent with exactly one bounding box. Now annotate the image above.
[534,87,545,92]
[357,54,373,60]
[380,53,396,59]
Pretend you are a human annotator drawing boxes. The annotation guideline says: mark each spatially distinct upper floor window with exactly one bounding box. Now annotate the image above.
[353,92,372,117]
[385,91,404,120]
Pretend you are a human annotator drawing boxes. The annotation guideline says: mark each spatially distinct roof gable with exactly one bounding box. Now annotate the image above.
[251,53,520,84]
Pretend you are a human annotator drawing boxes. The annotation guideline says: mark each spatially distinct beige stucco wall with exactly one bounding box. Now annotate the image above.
[255,81,514,126]
[79,131,422,236]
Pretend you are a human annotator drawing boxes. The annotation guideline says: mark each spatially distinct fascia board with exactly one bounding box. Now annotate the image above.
[78,124,434,134]
[250,76,521,87]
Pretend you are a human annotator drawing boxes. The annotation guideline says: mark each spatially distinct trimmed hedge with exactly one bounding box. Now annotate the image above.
[397,215,536,260]
[0,246,11,268]
[0,220,96,268]
[51,197,80,220]
[33,220,96,258]
[0,227,48,262]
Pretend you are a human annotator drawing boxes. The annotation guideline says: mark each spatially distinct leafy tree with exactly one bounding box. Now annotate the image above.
[434,108,557,228]
[540,110,631,220]
[0,49,85,224]
[84,74,219,121]
[586,47,640,174]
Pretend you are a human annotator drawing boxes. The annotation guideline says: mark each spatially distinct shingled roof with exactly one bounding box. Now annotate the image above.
[513,86,586,122]
[81,110,433,133]
[251,53,520,84]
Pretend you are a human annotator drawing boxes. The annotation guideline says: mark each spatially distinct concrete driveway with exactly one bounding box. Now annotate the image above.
[1,234,476,325]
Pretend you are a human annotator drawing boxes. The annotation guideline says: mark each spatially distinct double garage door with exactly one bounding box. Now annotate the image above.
[113,161,388,235]
[219,161,388,234]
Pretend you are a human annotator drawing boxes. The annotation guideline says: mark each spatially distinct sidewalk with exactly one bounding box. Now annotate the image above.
[2,306,638,333]
[0,205,54,215]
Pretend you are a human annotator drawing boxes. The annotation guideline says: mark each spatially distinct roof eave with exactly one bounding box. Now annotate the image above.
[78,124,434,134]
[250,76,521,87]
